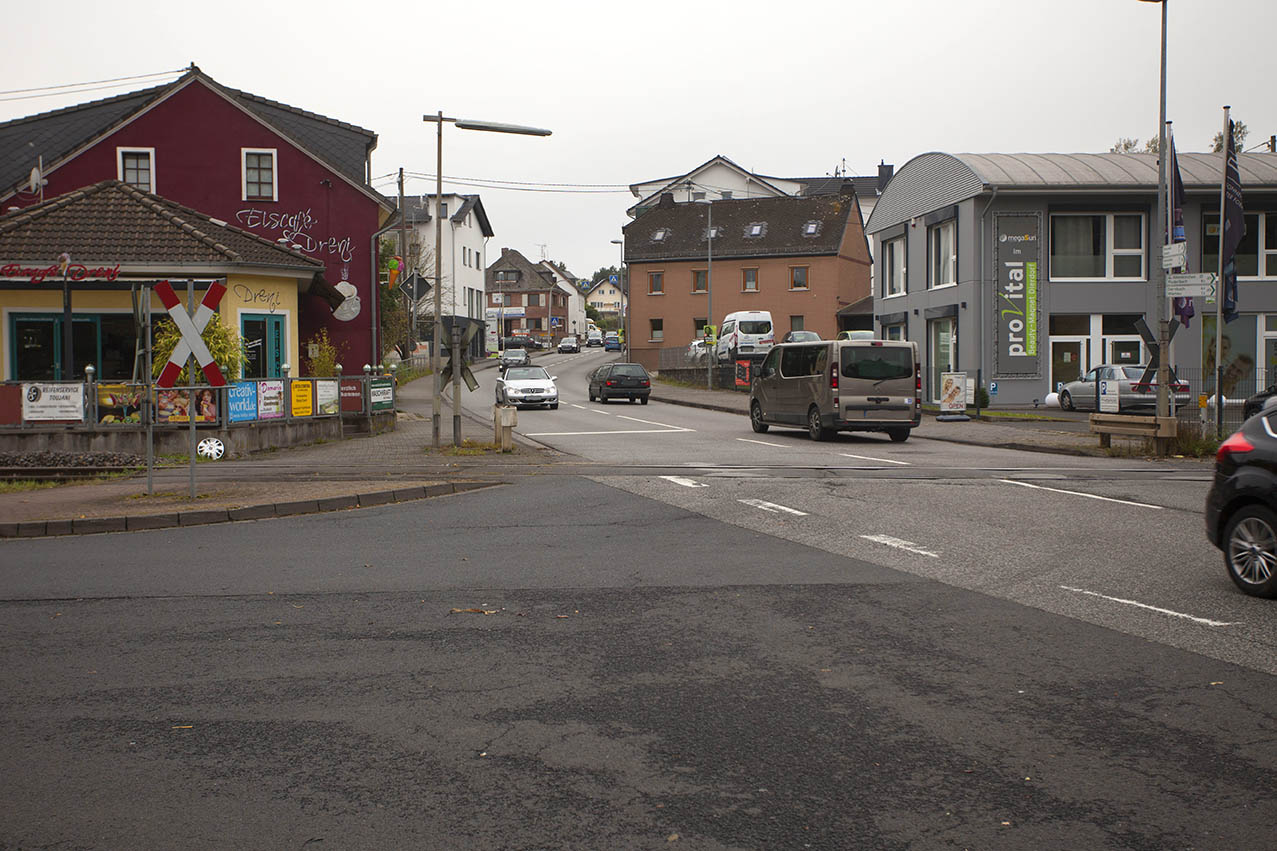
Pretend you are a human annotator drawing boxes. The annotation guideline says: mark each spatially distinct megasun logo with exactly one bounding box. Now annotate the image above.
[999,234,1037,243]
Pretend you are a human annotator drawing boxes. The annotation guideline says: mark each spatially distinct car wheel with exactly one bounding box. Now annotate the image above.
[750,401,769,433]
[550,403,559,410]
[640,396,649,406]
[1223,505,1277,597]
[807,406,830,441]
[629,397,637,404]
[1060,390,1074,411]
[588,389,595,401]
[600,393,608,404]
[887,427,910,443]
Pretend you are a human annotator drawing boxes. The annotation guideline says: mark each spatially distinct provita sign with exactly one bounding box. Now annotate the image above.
[994,215,1040,377]
[1,262,122,283]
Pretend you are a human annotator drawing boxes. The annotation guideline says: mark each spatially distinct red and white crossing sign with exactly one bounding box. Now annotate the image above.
[155,280,228,388]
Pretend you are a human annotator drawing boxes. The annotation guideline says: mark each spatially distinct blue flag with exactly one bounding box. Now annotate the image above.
[1221,119,1245,323]
[1169,131,1195,328]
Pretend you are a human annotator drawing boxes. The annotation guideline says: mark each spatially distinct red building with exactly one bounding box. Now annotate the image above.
[0,66,394,373]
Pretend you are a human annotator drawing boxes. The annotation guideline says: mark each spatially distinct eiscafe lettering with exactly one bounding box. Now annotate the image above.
[994,215,1040,377]
[1,262,122,283]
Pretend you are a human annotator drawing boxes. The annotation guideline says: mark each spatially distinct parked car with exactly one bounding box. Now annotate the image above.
[750,338,920,442]
[835,330,875,341]
[1242,384,1277,419]
[715,310,774,363]
[586,330,604,347]
[1058,364,1190,413]
[588,362,651,404]
[685,339,710,364]
[499,348,531,370]
[604,334,622,352]
[781,330,822,343]
[558,335,580,353]
[495,365,559,409]
[1206,411,1277,597]
[502,335,544,351]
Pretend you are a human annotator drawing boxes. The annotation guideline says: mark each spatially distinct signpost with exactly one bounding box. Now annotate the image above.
[1165,272,1217,299]
[154,280,227,388]
[1161,242,1187,270]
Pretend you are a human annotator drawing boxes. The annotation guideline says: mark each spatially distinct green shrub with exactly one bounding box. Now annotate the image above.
[152,313,244,383]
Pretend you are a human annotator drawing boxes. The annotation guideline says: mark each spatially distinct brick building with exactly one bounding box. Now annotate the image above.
[484,248,571,348]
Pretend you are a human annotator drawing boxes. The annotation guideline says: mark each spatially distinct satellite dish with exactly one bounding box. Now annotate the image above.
[28,166,46,193]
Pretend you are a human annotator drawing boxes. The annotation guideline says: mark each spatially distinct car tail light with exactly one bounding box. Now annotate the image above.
[640,380,649,387]
[1173,382,1188,392]
[1132,383,1152,393]
[830,360,838,391]
[915,363,922,409]
[606,380,615,386]
[1217,431,1254,463]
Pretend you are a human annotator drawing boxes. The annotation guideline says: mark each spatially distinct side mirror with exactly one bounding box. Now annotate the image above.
[551,376,558,381]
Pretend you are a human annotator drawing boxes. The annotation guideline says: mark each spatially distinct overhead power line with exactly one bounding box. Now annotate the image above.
[0,69,186,104]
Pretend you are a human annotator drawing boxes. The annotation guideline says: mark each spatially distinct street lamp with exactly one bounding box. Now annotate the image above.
[1139,0,1171,450]
[423,112,551,447]
[694,198,714,390]
[610,238,626,358]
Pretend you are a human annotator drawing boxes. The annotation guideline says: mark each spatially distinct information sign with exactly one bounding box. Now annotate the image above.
[290,380,314,417]
[1161,242,1187,270]
[370,378,395,412]
[228,382,258,423]
[1165,272,1218,298]
[316,380,339,415]
[939,373,966,413]
[1099,380,1120,413]
[258,379,285,419]
[22,383,83,422]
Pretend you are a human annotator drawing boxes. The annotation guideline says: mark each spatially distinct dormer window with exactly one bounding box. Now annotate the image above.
[652,228,669,242]
[745,222,766,238]
[803,220,821,237]
[704,226,720,240]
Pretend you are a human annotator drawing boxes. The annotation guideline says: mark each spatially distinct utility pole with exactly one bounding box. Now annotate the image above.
[433,113,444,448]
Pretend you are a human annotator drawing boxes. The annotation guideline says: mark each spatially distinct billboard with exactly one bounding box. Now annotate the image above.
[994,213,1041,377]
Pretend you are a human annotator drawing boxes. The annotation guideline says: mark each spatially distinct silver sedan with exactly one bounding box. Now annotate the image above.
[1059,364,1190,413]
[495,365,559,409]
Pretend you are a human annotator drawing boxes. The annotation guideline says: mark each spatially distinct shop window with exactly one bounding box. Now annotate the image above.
[1049,314,1090,336]
[1049,213,1144,280]
[241,314,284,379]
[242,149,277,202]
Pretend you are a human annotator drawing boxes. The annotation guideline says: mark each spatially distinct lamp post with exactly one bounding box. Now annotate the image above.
[1139,0,1171,451]
[610,238,626,359]
[423,113,551,447]
[694,198,714,390]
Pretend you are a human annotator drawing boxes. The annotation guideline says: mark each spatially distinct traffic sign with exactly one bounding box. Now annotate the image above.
[1161,242,1187,270]
[609,275,619,284]
[155,280,227,388]
[1165,272,1217,298]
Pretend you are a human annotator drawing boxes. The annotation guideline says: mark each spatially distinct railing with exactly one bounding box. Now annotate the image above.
[1169,367,1261,436]
[0,374,395,430]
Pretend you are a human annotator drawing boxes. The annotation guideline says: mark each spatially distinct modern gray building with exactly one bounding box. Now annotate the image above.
[864,151,1277,406]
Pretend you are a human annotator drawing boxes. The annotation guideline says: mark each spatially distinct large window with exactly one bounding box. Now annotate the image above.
[117,148,154,193]
[649,272,664,294]
[242,149,277,202]
[1203,212,1274,278]
[8,313,135,381]
[884,237,905,296]
[1050,213,1144,280]
[693,270,707,293]
[929,219,956,287]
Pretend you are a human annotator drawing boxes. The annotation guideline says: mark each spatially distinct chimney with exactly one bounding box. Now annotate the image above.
[839,179,856,197]
[877,161,894,193]
[658,192,676,209]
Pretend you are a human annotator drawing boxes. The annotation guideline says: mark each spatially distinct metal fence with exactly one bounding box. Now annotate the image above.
[1170,367,1262,436]
[657,343,712,371]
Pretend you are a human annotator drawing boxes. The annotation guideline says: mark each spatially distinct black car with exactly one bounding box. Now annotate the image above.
[588,363,651,404]
[1242,384,1277,419]
[502,335,545,351]
[1206,411,1277,597]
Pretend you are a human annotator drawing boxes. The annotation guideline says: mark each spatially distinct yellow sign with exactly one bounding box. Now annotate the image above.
[290,380,314,417]
[1198,394,1208,409]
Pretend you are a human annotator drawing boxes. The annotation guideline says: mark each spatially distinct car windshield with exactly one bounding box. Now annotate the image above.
[841,346,913,380]
[612,364,648,378]
[739,320,772,335]
[505,367,548,381]
[1121,367,1146,380]
[789,331,819,342]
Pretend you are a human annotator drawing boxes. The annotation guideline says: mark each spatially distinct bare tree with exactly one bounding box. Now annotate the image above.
[1110,137,1159,154]
[1211,120,1249,153]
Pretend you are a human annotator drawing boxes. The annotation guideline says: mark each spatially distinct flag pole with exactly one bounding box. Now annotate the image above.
[1215,106,1230,438]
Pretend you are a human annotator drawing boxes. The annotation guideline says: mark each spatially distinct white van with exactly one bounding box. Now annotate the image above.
[715,310,774,363]
[749,338,921,441]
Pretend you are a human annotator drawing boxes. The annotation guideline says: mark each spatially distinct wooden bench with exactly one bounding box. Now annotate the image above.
[1088,413,1177,448]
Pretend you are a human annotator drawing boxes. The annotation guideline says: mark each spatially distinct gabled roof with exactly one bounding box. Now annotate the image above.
[398,193,494,236]
[627,154,792,215]
[0,65,390,209]
[623,192,860,263]
[485,247,556,292]
[585,277,625,298]
[0,180,325,271]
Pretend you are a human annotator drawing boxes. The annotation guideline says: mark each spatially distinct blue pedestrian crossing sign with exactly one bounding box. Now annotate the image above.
[609,275,619,284]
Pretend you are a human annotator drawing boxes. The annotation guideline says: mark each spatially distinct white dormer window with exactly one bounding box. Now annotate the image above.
[652,228,668,242]
[746,222,765,238]
[705,226,720,240]
[242,148,277,202]
[117,148,155,193]
[803,221,821,236]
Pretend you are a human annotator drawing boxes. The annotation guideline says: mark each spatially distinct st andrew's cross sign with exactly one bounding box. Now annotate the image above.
[155,280,228,388]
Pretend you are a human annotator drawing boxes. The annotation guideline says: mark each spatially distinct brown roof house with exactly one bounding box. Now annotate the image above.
[623,187,872,371]
[484,248,572,347]
[0,180,326,383]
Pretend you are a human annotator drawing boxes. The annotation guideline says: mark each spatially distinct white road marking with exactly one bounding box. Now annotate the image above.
[859,534,940,558]
[588,409,613,417]
[617,415,693,431]
[737,438,785,448]
[524,428,691,437]
[1059,586,1239,627]
[1001,479,1163,509]
[840,453,911,466]
[738,498,808,516]
[660,475,708,488]
[570,404,588,409]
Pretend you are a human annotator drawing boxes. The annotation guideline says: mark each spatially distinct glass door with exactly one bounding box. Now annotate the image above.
[1051,338,1090,392]
[241,314,284,378]
[928,317,955,402]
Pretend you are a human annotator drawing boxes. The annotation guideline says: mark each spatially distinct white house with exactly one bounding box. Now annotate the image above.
[585,277,626,319]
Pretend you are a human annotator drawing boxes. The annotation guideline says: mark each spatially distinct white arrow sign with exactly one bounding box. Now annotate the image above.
[1166,272,1218,298]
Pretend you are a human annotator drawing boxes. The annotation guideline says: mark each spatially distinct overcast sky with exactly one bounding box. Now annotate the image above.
[4,0,1272,280]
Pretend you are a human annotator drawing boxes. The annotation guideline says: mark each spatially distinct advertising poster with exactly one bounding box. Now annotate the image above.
[734,360,752,388]
[228,382,258,423]
[339,379,365,413]
[22,383,84,422]
[291,380,314,417]
[258,379,285,419]
[1202,315,1257,398]
[316,380,339,415]
[156,389,218,423]
[994,213,1041,377]
[370,378,394,411]
[939,373,967,413]
[97,384,142,424]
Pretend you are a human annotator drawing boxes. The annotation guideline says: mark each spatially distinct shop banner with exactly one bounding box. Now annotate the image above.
[228,382,258,423]
[340,379,365,413]
[316,380,339,415]
[22,383,84,422]
[994,213,1041,377]
[156,389,218,423]
[97,384,142,424]
[291,380,314,417]
[734,360,752,388]
[258,379,285,420]
[939,372,967,413]
[370,378,394,412]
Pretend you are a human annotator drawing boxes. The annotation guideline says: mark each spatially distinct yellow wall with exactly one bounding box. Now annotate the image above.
[0,274,303,380]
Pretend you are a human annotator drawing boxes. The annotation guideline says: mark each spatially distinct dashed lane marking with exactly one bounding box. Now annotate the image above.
[1060,586,1239,627]
[738,498,808,516]
[840,453,911,466]
[859,534,940,558]
[1001,479,1162,509]
[737,438,786,448]
[617,415,693,431]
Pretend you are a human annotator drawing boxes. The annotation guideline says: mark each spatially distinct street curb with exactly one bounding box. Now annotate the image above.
[649,394,749,417]
[0,481,501,540]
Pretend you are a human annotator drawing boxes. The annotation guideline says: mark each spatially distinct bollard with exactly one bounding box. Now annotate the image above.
[493,403,517,452]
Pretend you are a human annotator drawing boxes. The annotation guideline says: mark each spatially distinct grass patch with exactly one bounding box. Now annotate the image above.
[0,479,59,493]
[435,439,504,456]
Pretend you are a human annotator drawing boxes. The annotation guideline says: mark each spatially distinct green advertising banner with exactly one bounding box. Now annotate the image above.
[370,378,395,412]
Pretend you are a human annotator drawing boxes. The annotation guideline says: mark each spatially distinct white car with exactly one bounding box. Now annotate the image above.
[495,365,559,409]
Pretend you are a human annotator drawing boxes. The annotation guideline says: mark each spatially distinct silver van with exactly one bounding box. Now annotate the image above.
[749,339,921,442]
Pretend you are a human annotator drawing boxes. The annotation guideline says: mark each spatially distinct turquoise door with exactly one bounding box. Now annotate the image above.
[241,314,284,378]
